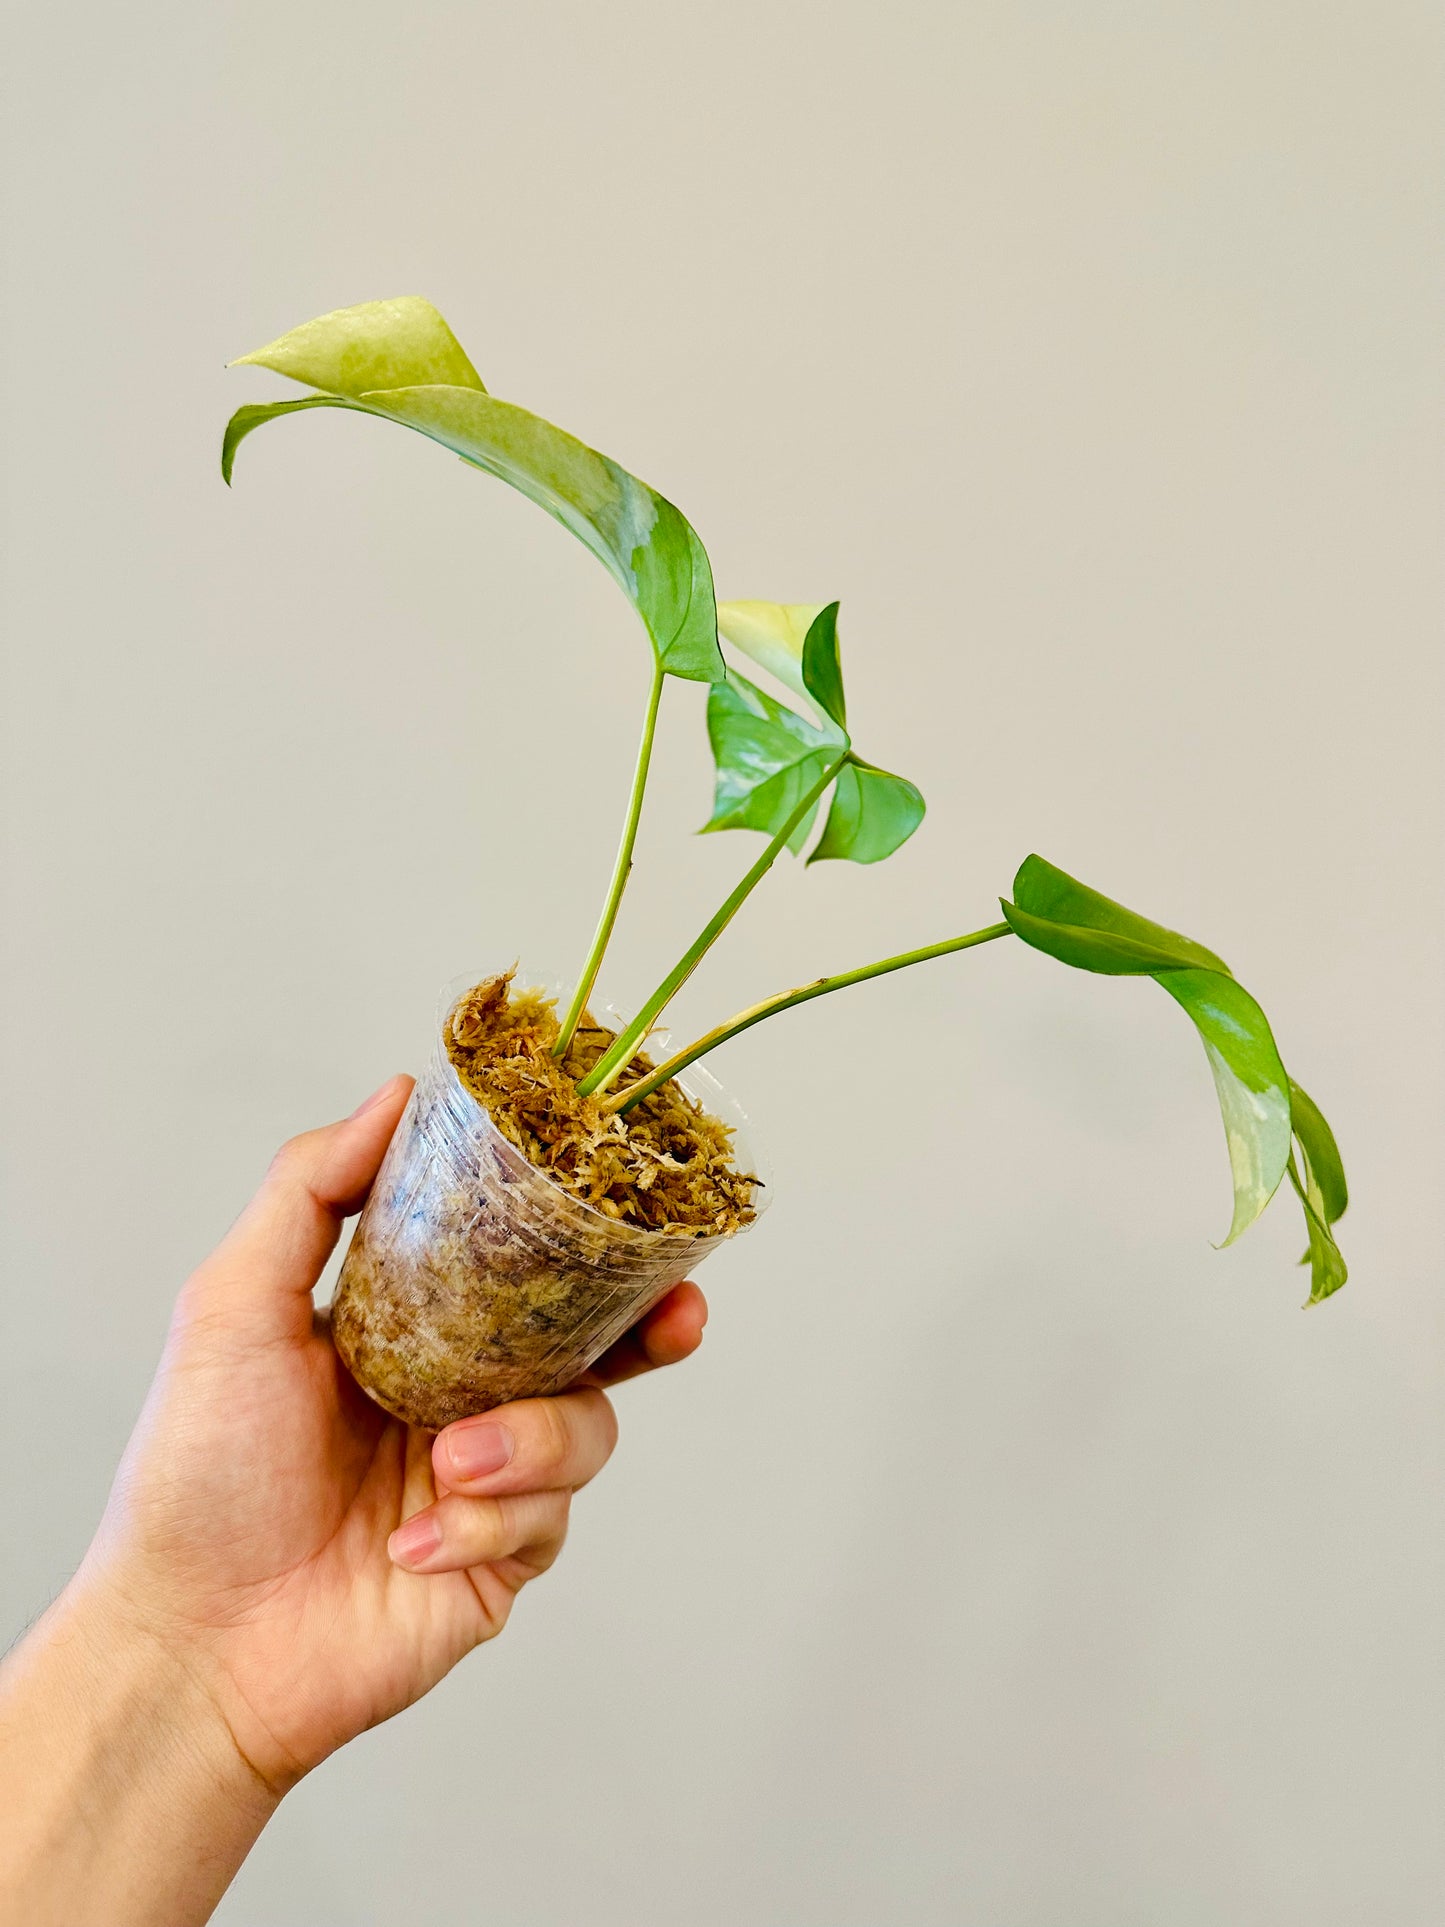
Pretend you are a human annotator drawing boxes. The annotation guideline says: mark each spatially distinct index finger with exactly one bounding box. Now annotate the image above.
[580,1281,709,1389]
[433,1385,618,1498]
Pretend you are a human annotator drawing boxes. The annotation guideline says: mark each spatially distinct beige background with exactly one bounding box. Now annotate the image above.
[3,3,1441,1922]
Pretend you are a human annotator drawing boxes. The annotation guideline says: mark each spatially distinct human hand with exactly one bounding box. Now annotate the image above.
[0,1076,707,1925]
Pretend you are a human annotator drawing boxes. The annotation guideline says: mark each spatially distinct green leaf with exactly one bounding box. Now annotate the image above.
[711,600,924,864]
[701,671,834,851]
[232,296,486,396]
[1002,855,1292,1248]
[1002,857,1351,1294]
[998,898,1223,977]
[371,385,719,680]
[1288,1081,1348,1305]
[225,300,723,683]
[1002,856,1231,975]
[1289,1080,1348,1225]
[800,602,846,730]
[701,669,924,865]
[808,758,926,865]
[1288,1155,1348,1305]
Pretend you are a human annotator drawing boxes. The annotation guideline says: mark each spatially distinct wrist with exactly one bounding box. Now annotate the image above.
[0,1574,279,1927]
[59,1568,282,1811]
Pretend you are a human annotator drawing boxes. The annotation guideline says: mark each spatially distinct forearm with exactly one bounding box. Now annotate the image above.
[0,1579,278,1927]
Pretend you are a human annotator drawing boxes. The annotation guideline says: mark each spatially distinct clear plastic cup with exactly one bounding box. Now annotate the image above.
[330,969,768,1430]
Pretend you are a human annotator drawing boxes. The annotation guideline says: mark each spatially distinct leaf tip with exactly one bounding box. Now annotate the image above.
[1213,1183,1277,1251]
[1011,853,1046,897]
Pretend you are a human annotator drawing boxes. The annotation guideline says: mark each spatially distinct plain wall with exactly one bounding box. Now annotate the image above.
[2,3,1441,1922]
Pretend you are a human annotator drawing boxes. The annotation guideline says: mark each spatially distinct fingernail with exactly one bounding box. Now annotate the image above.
[389,1512,442,1568]
[350,1075,405,1120]
[445,1422,515,1480]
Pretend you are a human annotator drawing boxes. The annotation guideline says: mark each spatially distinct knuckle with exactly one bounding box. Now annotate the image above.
[447,1493,508,1559]
[467,1491,570,1583]
[434,1490,575,1587]
[523,1396,576,1473]
[507,1534,562,1585]
[265,1133,314,1186]
[512,1487,569,1541]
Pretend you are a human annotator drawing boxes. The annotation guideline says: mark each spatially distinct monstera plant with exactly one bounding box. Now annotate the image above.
[223,296,1345,1427]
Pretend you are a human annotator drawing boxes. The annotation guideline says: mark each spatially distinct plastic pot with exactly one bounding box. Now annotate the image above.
[331,970,766,1430]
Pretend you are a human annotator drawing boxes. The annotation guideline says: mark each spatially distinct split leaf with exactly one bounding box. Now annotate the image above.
[718,598,847,731]
[225,299,723,682]
[716,600,825,710]
[701,671,835,853]
[709,602,925,865]
[799,602,847,730]
[1002,855,1346,1291]
[808,758,926,866]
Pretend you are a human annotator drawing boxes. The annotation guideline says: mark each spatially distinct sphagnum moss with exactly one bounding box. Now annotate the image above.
[444,972,756,1236]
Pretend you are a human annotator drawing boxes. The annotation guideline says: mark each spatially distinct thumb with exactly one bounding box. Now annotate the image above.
[181,1074,414,1343]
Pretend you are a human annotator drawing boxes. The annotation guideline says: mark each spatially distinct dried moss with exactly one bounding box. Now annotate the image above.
[444,971,757,1235]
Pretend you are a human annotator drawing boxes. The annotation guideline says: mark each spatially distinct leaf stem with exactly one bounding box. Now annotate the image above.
[601,921,1014,1115]
[554,660,666,1057]
[575,751,850,1097]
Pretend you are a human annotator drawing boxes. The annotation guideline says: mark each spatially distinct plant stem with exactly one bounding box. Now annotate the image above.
[601,921,1015,1115]
[575,751,850,1097]
[553,660,666,1057]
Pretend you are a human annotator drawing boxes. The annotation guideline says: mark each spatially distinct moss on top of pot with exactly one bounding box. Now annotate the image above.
[444,973,757,1237]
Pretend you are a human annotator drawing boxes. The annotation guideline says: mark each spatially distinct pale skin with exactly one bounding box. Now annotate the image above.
[0,1074,710,1927]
